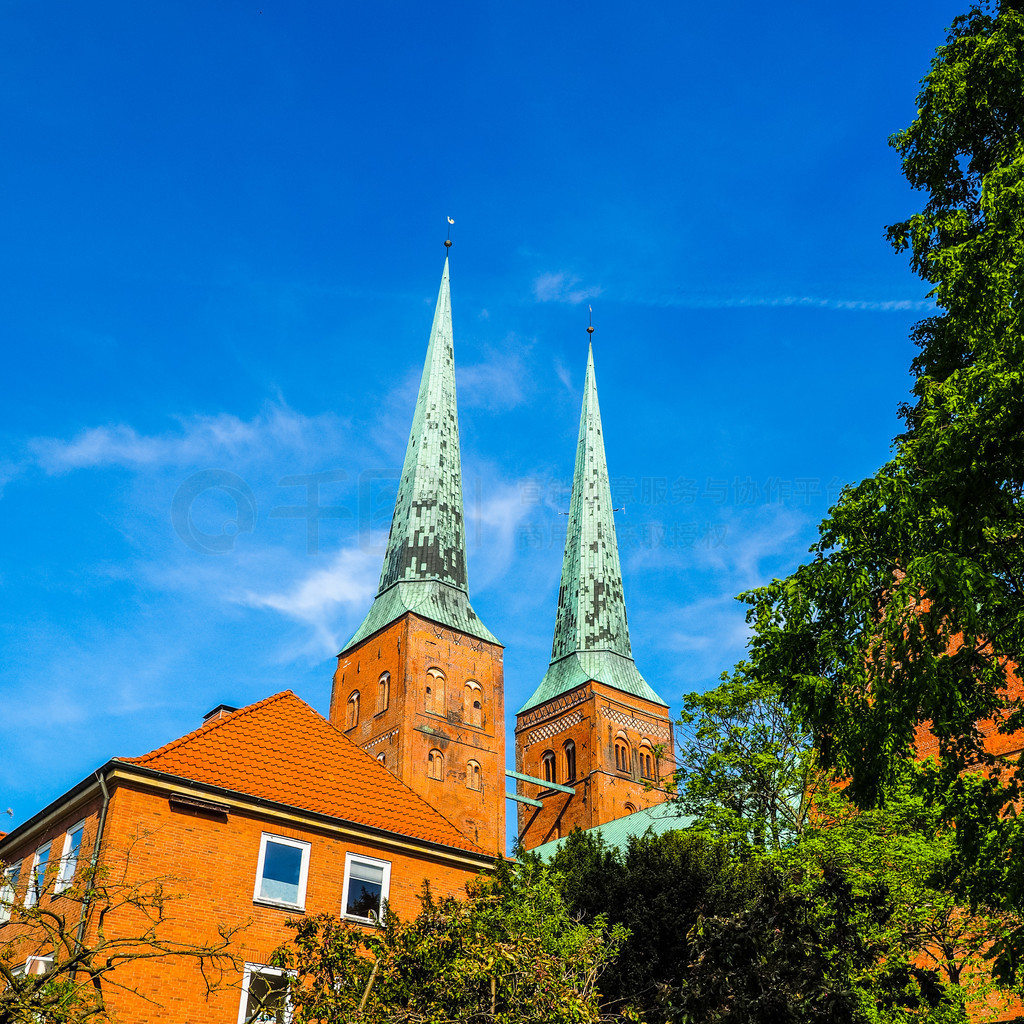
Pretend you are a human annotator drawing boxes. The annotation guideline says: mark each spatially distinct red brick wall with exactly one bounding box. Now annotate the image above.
[332,614,506,856]
[2,778,488,1024]
[515,682,675,850]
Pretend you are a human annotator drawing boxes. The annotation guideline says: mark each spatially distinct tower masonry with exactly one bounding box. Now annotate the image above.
[331,257,505,857]
[515,344,675,850]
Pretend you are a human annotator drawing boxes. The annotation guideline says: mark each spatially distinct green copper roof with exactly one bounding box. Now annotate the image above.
[519,345,665,713]
[530,801,694,860]
[341,259,498,654]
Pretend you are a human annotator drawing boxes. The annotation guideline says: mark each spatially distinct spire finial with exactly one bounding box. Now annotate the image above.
[445,215,454,250]
[587,303,594,336]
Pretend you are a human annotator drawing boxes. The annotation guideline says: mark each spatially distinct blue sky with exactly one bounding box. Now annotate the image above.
[1,0,964,836]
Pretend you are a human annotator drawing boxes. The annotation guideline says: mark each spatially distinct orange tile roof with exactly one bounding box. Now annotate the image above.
[119,691,485,856]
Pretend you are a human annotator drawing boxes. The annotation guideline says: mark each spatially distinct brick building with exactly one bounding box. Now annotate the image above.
[514,344,675,850]
[0,691,492,1023]
[0,254,674,1020]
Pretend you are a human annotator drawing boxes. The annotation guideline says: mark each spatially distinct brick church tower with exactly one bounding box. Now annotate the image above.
[515,343,674,850]
[330,256,505,856]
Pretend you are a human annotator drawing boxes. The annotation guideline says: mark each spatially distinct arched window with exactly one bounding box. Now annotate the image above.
[346,691,360,730]
[376,673,390,714]
[639,740,654,780]
[376,751,386,765]
[426,668,446,716]
[464,680,482,727]
[467,759,481,791]
[428,748,444,781]
[541,749,556,785]
[564,740,577,782]
[624,802,637,815]
[614,732,630,773]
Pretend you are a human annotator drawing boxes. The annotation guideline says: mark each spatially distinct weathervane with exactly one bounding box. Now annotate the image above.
[445,216,454,250]
[587,304,594,337]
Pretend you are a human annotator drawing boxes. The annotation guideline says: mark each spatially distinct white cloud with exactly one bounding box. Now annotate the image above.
[458,340,532,411]
[28,405,347,474]
[236,541,383,655]
[553,359,575,393]
[465,478,534,589]
[631,291,936,312]
[533,272,602,305]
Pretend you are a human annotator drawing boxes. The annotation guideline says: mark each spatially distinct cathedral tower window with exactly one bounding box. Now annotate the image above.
[426,668,446,715]
[346,691,360,730]
[464,680,482,727]
[639,740,654,780]
[541,749,556,784]
[376,673,390,714]
[428,748,444,781]
[564,740,577,782]
[467,759,481,791]
[614,732,630,773]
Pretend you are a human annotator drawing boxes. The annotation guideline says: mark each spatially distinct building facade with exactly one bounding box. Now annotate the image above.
[328,258,505,858]
[0,691,493,1024]
[515,345,675,850]
[0,254,674,1021]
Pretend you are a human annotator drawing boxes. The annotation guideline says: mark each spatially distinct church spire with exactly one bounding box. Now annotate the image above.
[519,343,665,712]
[341,257,497,653]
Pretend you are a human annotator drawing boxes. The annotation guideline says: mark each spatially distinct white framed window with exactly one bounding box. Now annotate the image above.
[15,955,54,977]
[341,853,391,924]
[253,834,310,910]
[238,962,291,1024]
[0,866,20,924]
[26,843,50,907]
[55,821,85,893]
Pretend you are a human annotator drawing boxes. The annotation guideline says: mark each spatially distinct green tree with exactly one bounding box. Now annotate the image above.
[675,666,817,852]
[740,0,1024,982]
[679,856,952,1024]
[548,827,761,1021]
[270,859,629,1024]
[549,824,963,1024]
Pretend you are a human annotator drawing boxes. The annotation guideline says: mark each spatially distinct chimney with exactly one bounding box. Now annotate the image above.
[203,704,238,724]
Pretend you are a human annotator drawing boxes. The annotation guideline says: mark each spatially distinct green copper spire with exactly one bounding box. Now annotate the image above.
[519,345,665,712]
[341,258,498,653]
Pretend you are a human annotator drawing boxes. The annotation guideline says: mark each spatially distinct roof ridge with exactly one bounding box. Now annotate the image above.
[120,690,296,764]
[120,689,487,857]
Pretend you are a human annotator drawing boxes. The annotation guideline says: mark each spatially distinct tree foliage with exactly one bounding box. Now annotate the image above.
[547,827,761,1021]
[270,860,628,1024]
[0,844,238,1024]
[675,666,817,852]
[739,0,1024,981]
[549,824,970,1024]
